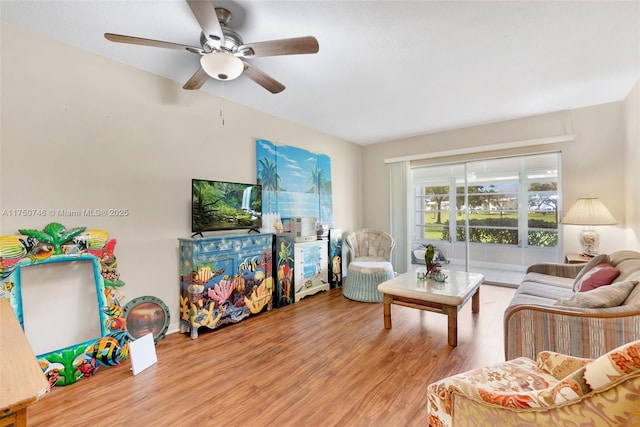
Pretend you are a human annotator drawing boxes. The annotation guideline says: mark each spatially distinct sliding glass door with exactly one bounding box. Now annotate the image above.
[411,153,561,273]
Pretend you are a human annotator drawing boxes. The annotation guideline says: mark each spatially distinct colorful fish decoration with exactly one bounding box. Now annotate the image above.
[72,228,108,255]
[108,316,126,331]
[102,304,126,332]
[28,243,54,263]
[195,266,209,284]
[0,235,31,279]
[88,331,129,367]
[239,256,262,274]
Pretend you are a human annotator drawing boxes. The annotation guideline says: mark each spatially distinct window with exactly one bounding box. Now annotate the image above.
[412,153,560,267]
[415,182,450,241]
[456,178,520,244]
[527,175,558,247]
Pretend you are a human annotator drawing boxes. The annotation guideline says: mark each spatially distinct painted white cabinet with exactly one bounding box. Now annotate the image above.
[293,240,329,302]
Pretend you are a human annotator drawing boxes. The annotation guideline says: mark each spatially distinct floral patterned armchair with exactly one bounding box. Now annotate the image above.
[427,340,640,426]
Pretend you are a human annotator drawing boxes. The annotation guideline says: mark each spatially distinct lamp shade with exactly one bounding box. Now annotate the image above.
[200,52,244,81]
[561,198,617,225]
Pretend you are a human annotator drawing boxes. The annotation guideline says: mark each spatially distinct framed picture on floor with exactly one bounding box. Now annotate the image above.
[124,296,170,343]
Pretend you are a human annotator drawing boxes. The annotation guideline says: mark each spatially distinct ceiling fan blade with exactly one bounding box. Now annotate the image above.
[105,33,203,54]
[242,61,285,94]
[238,36,319,58]
[186,0,224,46]
[183,68,210,90]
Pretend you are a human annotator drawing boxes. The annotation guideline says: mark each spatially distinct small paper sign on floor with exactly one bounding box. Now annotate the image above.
[129,332,157,375]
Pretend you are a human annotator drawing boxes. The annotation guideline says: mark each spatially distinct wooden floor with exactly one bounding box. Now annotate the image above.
[28,284,515,427]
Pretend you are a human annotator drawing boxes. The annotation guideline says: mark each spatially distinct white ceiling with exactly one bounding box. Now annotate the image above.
[1,1,639,145]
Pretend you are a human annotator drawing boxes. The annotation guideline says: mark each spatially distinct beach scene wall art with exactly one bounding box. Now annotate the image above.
[256,139,333,226]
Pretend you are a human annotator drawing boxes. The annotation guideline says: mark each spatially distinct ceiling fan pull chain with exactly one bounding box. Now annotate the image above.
[220,84,225,126]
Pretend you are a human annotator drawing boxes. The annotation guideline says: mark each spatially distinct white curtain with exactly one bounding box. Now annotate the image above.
[388,161,410,273]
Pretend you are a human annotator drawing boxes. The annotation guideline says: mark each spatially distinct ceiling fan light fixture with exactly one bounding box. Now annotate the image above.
[200,51,244,81]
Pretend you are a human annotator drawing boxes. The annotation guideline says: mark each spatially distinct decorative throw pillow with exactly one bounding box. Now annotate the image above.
[555,281,635,308]
[573,262,620,292]
[573,254,609,291]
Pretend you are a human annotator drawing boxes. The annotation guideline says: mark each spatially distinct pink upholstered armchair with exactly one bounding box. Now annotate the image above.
[427,340,640,426]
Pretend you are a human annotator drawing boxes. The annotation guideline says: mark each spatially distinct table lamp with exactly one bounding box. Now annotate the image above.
[561,198,617,256]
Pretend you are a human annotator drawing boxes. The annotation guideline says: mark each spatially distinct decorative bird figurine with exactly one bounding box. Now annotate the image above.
[425,244,435,264]
[425,244,436,274]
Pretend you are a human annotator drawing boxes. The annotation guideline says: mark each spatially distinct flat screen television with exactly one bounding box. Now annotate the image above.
[192,179,262,234]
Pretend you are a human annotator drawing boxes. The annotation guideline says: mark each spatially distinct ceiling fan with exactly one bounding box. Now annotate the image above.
[104,0,319,93]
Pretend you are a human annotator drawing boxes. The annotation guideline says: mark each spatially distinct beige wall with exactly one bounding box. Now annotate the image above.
[624,80,640,247]
[362,99,639,256]
[0,22,363,335]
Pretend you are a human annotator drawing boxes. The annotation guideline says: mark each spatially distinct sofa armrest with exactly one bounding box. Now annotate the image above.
[525,263,584,279]
[504,304,640,360]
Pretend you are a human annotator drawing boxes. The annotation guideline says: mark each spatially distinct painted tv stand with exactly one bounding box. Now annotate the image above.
[178,233,274,339]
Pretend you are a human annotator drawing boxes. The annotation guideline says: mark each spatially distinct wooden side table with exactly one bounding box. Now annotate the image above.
[0,299,49,426]
[565,252,592,264]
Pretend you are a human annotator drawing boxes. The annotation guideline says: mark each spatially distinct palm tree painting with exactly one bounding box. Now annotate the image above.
[317,153,334,226]
[256,141,280,213]
[256,139,333,225]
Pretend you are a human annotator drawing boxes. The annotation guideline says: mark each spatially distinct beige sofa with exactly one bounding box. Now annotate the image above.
[504,250,640,360]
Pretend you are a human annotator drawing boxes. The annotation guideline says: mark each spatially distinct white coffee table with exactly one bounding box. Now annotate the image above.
[377,269,484,346]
